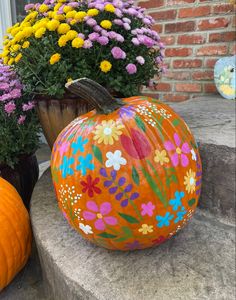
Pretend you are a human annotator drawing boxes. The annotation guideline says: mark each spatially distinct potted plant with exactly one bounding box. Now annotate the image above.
[1,0,165,148]
[0,61,40,209]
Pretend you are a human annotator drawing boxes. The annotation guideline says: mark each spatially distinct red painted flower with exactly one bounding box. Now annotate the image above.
[80,175,102,197]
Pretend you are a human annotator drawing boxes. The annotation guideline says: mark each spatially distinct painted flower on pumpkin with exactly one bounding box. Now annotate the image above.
[105,150,127,171]
[125,240,142,250]
[164,133,190,167]
[174,207,187,223]
[154,149,169,165]
[76,154,95,176]
[58,141,70,157]
[79,223,93,235]
[169,191,185,211]
[156,212,174,228]
[191,148,197,161]
[80,175,101,197]
[83,201,118,230]
[141,202,155,217]
[184,169,196,194]
[138,224,154,235]
[93,120,124,145]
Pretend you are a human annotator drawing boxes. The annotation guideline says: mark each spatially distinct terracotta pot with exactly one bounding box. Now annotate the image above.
[36,94,94,149]
[0,154,39,210]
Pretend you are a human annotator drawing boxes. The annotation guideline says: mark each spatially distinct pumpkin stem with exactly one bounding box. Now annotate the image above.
[65,78,124,114]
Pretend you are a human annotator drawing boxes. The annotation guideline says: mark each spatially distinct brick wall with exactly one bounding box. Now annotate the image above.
[138,0,236,101]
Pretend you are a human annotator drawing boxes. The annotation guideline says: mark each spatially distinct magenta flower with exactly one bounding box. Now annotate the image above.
[0,83,10,90]
[136,56,145,65]
[83,201,118,231]
[4,101,16,115]
[93,25,102,32]
[22,101,35,111]
[123,23,131,30]
[126,64,137,75]
[88,32,100,42]
[108,31,118,39]
[114,19,123,26]
[18,115,26,125]
[132,37,140,46]
[97,36,109,45]
[86,18,97,27]
[111,47,126,59]
[116,34,124,43]
[164,133,190,167]
[83,40,93,49]
[141,202,155,217]
[25,4,35,11]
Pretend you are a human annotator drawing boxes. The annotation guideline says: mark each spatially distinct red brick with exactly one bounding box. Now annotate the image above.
[233,16,236,27]
[139,0,164,9]
[163,94,190,102]
[209,32,236,43]
[142,92,159,98]
[165,21,195,33]
[176,83,202,93]
[164,71,190,80]
[213,4,235,14]
[173,59,202,69]
[161,36,175,45]
[152,24,163,34]
[205,59,217,68]
[197,45,227,56]
[165,48,192,57]
[179,6,211,18]
[154,82,171,92]
[166,0,195,4]
[150,10,177,21]
[204,83,217,93]
[192,71,214,80]
[198,18,229,31]
[230,44,236,55]
[178,34,206,44]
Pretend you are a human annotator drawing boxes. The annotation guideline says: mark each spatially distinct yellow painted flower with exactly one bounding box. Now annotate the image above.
[63,6,73,13]
[154,150,170,165]
[39,4,49,13]
[105,4,116,13]
[100,60,112,73]
[93,120,124,145]
[75,11,87,20]
[138,224,154,235]
[50,53,61,65]
[66,10,76,19]
[220,84,235,96]
[58,35,68,47]
[15,53,22,63]
[22,41,30,49]
[57,23,71,34]
[184,169,196,194]
[35,27,46,38]
[47,19,60,31]
[71,37,84,48]
[87,8,99,17]
[66,30,78,40]
[100,20,112,29]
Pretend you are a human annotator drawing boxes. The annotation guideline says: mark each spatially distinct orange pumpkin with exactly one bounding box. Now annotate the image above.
[51,79,202,251]
[0,177,32,290]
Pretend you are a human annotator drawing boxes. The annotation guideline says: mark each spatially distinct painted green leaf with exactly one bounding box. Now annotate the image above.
[188,198,196,206]
[172,119,180,126]
[92,145,103,164]
[135,115,146,132]
[97,232,117,239]
[122,226,133,237]
[118,213,139,224]
[51,168,59,183]
[132,166,140,186]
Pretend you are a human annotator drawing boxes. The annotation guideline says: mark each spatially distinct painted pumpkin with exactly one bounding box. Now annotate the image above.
[51,79,202,251]
[0,177,32,290]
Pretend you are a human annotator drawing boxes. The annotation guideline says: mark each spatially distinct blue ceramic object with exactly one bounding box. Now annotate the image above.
[214,55,236,100]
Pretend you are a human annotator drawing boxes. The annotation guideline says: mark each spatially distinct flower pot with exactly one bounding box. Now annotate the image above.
[36,94,94,149]
[0,154,39,210]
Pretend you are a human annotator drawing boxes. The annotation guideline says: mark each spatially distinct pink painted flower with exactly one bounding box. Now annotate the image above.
[164,133,190,167]
[58,141,70,157]
[141,202,155,217]
[126,63,137,75]
[83,201,118,231]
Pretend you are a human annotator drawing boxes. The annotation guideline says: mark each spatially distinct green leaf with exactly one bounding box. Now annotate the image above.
[118,213,139,224]
[132,166,140,185]
[92,145,103,164]
[135,115,146,132]
[172,119,180,127]
[188,198,196,207]
[97,232,117,239]
[122,226,133,237]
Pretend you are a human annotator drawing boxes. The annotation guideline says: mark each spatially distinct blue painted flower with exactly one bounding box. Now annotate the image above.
[71,136,88,155]
[169,191,185,211]
[76,154,95,176]
[59,156,75,179]
[174,207,187,223]
[156,212,174,228]
[119,106,135,119]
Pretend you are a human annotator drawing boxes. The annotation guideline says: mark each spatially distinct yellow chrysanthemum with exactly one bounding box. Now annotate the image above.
[15,53,22,63]
[10,27,21,37]
[22,41,30,49]
[8,58,14,65]
[54,3,62,11]
[70,19,77,25]
[71,37,84,48]
[184,169,196,194]
[1,50,9,58]
[35,27,46,38]
[66,30,78,40]
[58,0,66,3]
[100,20,112,29]
[74,11,87,20]
[57,23,71,34]
[24,11,38,21]
[58,35,68,47]
[138,224,154,235]
[3,57,9,64]
[11,44,21,52]
[33,18,49,31]
[54,14,65,21]
[50,53,61,65]
[66,10,76,19]
[22,27,34,38]
[87,8,99,17]
[63,5,73,13]
[104,4,116,13]
[3,39,9,45]
[154,150,170,165]
[39,4,49,13]
[100,60,112,73]
[47,19,60,31]
[92,120,124,145]
[14,31,24,42]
